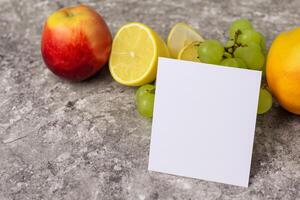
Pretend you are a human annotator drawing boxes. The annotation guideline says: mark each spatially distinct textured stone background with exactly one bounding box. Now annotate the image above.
[0,0,299,199]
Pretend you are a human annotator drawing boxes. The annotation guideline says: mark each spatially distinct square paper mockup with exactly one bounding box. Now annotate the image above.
[148,58,261,187]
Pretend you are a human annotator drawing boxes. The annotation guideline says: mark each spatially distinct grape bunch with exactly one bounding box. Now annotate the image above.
[197,18,266,71]
[197,18,272,114]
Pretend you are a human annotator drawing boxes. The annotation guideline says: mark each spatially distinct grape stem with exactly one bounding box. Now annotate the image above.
[234,30,242,44]
[224,29,247,58]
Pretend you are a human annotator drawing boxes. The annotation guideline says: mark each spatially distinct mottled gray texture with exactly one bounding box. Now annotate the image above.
[0,0,299,199]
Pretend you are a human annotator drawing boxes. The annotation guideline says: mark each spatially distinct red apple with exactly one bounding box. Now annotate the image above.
[41,5,112,81]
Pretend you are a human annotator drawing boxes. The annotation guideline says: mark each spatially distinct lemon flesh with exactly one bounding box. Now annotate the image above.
[167,22,204,58]
[178,41,201,62]
[109,22,169,86]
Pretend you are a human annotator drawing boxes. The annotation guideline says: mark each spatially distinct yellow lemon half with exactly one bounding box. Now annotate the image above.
[109,22,169,86]
[167,22,204,58]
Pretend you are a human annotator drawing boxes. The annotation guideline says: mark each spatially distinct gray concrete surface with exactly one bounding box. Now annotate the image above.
[0,0,299,199]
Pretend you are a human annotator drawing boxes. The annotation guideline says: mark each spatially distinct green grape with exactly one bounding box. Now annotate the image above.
[259,32,267,54]
[223,52,232,58]
[137,93,155,118]
[136,84,155,118]
[221,58,247,68]
[225,40,235,48]
[229,18,253,39]
[257,88,272,114]
[136,84,155,100]
[234,43,265,70]
[227,48,234,54]
[197,40,224,65]
[237,29,262,46]
[234,58,247,68]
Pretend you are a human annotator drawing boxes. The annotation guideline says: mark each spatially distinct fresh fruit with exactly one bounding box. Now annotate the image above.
[223,52,233,58]
[229,18,253,39]
[109,23,169,86]
[225,19,267,72]
[136,84,155,100]
[137,94,155,118]
[257,88,273,114]
[237,29,263,46]
[267,27,300,114]
[177,41,201,62]
[136,84,155,118]
[259,32,267,54]
[234,43,265,70]
[197,40,224,65]
[167,22,204,58]
[221,58,247,68]
[41,5,112,81]
[225,40,235,48]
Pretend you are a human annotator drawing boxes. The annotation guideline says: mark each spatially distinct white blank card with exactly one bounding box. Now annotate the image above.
[148,58,261,187]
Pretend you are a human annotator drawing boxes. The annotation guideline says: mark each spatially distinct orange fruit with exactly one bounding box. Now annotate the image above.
[266,27,300,115]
